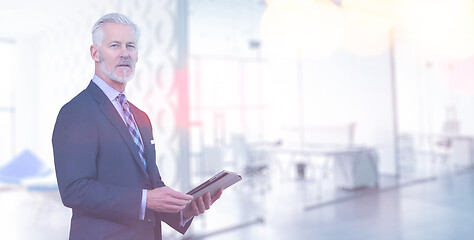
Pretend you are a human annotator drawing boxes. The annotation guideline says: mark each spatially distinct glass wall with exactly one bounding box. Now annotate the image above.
[0,41,15,166]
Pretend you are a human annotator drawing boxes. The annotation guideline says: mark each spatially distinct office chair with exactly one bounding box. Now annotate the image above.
[0,150,54,188]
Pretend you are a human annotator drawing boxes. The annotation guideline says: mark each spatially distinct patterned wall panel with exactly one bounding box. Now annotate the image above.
[114,0,188,189]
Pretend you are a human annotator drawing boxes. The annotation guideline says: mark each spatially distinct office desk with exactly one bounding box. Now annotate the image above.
[409,133,474,170]
[274,146,378,190]
[331,148,378,189]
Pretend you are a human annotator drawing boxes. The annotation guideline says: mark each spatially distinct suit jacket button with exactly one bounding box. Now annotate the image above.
[147,218,152,223]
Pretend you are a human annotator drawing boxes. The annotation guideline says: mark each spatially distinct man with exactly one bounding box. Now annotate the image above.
[52,13,222,240]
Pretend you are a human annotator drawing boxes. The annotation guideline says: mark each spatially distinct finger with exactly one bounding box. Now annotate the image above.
[196,197,205,214]
[203,192,211,209]
[168,189,194,201]
[211,188,223,203]
[162,204,185,213]
[191,201,200,216]
[165,197,191,207]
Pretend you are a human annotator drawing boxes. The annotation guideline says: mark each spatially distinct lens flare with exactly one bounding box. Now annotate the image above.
[341,0,399,56]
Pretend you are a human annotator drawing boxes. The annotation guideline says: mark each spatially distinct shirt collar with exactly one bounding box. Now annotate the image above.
[92,74,124,101]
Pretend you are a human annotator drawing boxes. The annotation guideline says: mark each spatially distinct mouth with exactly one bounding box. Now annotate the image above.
[116,61,132,68]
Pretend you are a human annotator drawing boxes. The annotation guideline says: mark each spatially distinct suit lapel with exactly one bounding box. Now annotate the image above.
[86,81,150,179]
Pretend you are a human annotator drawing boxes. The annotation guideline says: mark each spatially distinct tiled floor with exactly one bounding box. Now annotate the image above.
[183,169,474,240]
[1,168,473,240]
[0,186,70,240]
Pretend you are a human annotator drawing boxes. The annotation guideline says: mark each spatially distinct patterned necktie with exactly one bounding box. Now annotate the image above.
[117,94,147,171]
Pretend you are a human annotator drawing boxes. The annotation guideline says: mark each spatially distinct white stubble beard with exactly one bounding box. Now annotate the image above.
[98,52,135,84]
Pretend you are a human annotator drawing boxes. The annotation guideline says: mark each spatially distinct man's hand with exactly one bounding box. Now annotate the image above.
[182,188,223,219]
[146,186,194,213]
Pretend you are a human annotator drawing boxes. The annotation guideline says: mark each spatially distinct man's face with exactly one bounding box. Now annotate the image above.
[96,22,138,83]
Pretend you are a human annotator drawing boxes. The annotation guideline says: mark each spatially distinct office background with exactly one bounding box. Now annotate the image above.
[1,0,474,239]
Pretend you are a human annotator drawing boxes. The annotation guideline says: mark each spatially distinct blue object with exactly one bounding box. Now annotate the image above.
[0,150,52,184]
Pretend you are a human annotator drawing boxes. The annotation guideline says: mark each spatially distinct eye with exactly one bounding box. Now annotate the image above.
[110,43,119,48]
[127,44,136,49]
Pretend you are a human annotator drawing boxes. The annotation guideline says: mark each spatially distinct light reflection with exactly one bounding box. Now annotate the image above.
[436,56,474,96]
[260,0,345,59]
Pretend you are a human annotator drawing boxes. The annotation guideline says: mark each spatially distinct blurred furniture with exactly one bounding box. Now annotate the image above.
[428,106,472,174]
[449,137,474,168]
[431,135,474,173]
[402,133,474,177]
[230,135,279,192]
[0,150,54,187]
[276,146,378,189]
[0,150,58,222]
[289,123,357,181]
[332,147,378,190]
[398,134,415,162]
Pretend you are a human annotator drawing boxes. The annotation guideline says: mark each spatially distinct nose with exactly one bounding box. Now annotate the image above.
[120,45,130,58]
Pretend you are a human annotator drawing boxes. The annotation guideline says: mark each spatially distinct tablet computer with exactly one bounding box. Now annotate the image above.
[187,170,242,199]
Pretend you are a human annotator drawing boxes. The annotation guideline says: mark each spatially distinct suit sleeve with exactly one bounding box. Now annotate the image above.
[52,102,142,225]
[160,212,193,234]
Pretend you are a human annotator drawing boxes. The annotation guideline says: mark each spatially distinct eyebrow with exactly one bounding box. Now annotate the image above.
[108,41,136,45]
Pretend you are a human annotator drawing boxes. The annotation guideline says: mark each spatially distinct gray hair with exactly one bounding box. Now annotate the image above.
[92,13,140,46]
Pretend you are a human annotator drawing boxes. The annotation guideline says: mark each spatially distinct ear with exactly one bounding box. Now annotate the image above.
[90,45,100,62]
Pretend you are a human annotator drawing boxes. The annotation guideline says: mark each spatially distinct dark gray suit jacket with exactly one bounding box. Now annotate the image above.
[52,81,192,240]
